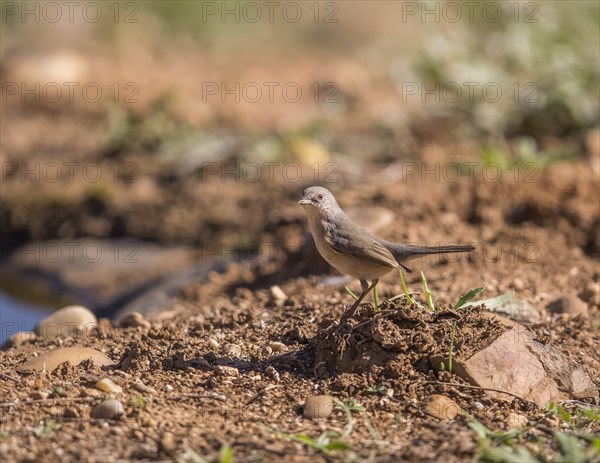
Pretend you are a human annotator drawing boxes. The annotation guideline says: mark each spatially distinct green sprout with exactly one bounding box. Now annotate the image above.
[421,272,435,312]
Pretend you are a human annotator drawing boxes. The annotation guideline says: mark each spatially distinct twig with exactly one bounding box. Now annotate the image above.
[0,373,19,382]
[180,392,227,402]
[1,397,96,408]
[423,381,534,404]
[349,310,397,331]
[245,384,283,405]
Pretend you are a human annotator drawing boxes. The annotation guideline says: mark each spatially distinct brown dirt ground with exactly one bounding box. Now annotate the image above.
[1,42,600,463]
[1,158,599,462]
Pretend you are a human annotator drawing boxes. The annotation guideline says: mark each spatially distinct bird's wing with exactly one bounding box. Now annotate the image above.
[324,214,399,269]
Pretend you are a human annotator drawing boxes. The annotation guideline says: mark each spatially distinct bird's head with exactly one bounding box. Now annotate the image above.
[299,186,339,215]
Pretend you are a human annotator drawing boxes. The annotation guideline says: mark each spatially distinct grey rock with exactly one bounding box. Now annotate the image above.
[36,305,97,339]
[303,395,334,419]
[547,295,588,316]
[91,399,125,419]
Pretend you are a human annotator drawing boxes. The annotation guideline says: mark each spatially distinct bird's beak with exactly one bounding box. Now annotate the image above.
[298,198,312,205]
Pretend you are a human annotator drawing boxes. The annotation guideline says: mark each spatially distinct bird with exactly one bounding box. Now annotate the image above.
[298,186,475,322]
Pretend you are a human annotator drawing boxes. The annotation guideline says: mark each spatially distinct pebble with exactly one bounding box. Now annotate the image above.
[507,412,528,428]
[579,282,599,302]
[118,311,151,329]
[133,382,156,394]
[265,366,280,382]
[262,346,273,357]
[222,344,241,357]
[63,407,79,419]
[269,285,288,306]
[95,378,123,395]
[91,399,125,419]
[425,395,459,421]
[542,415,560,428]
[215,366,239,377]
[30,391,49,400]
[139,411,157,428]
[35,305,97,339]
[16,347,114,373]
[303,395,334,419]
[512,278,525,291]
[5,331,36,348]
[546,295,588,317]
[83,388,105,399]
[269,341,287,353]
[208,338,220,349]
[160,432,176,454]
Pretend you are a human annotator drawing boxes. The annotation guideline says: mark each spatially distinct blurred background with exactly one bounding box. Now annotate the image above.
[1,1,599,341]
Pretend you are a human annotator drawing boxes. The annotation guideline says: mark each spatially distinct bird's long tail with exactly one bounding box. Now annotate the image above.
[382,241,476,273]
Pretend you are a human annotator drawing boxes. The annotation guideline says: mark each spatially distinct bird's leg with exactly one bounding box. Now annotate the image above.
[338,279,378,329]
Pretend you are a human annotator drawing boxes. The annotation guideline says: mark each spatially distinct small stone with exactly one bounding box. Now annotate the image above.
[160,432,176,454]
[578,282,599,303]
[262,346,273,357]
[36,305,97,339]
[63,407,79,419]
[83,387,105,398]
[547,295,588,317]
[303,395,334,419]
[507,412,528,428]
[139,411,157,428]
[118,312,151,329]
[30,391,49,400]
[133,382,156,394]
[569,267,579,277]
[542,415,560,428]
[215,365,239,377]
[269,285,288,306]
[425,395,459,421]
[208,338,220,349]
[96,378,123,395]
[91,399,125,419]
[269,342,288,353]
[222,344,241,357]
[265,366,280,381]
[5,331,36,348]
[513,278,525,291]
[16,347,114,373]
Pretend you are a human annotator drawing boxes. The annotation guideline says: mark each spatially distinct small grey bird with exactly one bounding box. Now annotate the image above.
[299,186,475,319]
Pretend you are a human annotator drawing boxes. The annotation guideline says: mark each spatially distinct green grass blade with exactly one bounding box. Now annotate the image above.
[219,445,233,463]
[448,320,457,373]
[345,286,359,301]
[373,285,379,311]
[470,291,514,309]
[453,287,485,309]
[398,270,416,305]
[421,272,435,312]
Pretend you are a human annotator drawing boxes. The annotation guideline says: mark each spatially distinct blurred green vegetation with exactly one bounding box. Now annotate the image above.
[2,1,598,164]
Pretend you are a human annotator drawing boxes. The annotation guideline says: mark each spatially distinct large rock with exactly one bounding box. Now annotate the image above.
[36,305,97,339]
[436,326,597,407]
[16,347,114,373]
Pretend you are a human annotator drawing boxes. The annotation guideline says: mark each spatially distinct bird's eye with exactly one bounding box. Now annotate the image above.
[317,193,324,201]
